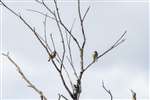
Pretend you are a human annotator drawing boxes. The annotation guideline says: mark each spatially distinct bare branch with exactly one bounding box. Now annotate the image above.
[59,72,74,98]
[53,0,81,49]
[66,32,73,64]
[49,34,63,64]
[78,0,86,49]
[84,30,127,71]
[102,81,113,100]
[53,12,66,70]
[97,30,126,59]
[35,0,43,4]
[113,30,126,47]
[66,32,78,79]
[2,53,47,100]
[77,0,87,80]
[131,89,136,100]
[62,65,74,91]
[27,9,56,21]
[58,93,69,100]
[37,0,55,15]
[43,13,52,52]
[70,18,76,32]
[50,34,56,51]
[0,1,19,17]
[82,6,90,22]
[51,59,74,99]
[66,56,78,79]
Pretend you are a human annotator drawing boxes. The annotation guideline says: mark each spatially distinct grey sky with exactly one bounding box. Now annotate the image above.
[1,0,149,100]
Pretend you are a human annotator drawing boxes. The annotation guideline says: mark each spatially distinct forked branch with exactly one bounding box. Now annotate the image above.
[102,81,113,100]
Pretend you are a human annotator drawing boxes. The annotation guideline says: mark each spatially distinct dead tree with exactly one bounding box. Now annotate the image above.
[1,0,126,100]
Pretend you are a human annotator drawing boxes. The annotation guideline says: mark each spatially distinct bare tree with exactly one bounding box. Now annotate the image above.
[1,0,127,100]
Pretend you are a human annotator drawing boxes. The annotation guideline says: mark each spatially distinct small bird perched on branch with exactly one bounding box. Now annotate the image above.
[92,51,98,62]
[48,51,56,61]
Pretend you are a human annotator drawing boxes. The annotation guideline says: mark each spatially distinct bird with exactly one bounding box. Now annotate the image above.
[48,51,56,61]
[93,51,98,62]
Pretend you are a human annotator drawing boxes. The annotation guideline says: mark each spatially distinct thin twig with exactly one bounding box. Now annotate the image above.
[66,56,78,79]
[50,34,56,51]
[130,89,136,100]
[59,72,74,98]
[37,0,55,15]
[58,93,69,100]
[27,9,56,21]
[43,13,52,52]
[66,32,73,64]
[49,33,63,64]
[102,81,113,100]
[53,12,66,70]
[62,65,74,91]
[70,18,76,32]
[82,6,90,22]
[66,32,78,79]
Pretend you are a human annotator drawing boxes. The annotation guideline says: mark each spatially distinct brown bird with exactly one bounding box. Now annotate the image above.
[48,51,56,61]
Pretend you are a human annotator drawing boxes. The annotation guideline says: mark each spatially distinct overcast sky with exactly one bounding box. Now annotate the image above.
[1,0,149,100]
